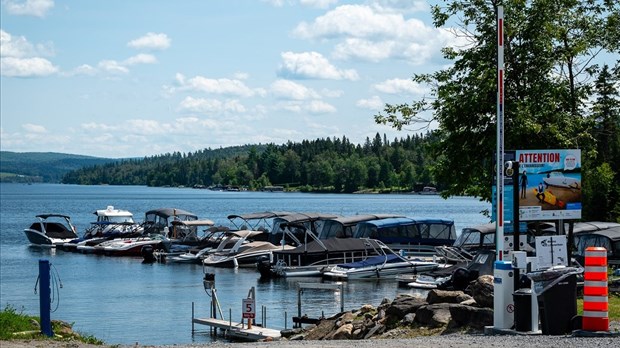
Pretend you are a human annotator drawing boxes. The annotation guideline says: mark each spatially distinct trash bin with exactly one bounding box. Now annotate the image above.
[527,266,582,335]
[513,288,532,332]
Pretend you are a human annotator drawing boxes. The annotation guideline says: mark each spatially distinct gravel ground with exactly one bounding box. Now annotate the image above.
[3,332,620,348]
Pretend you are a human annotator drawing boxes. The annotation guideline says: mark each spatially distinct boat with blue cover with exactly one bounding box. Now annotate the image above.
[353,217,457,256]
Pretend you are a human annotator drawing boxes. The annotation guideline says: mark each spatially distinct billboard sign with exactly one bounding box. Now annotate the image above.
[517,149,581,221]
[492,149,582,222]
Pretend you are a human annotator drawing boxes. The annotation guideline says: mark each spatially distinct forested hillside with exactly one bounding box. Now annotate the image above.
[62,133,437,193]
[0,152,119,183]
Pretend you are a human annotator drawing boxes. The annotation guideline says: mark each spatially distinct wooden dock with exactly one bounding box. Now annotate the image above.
[192,317,281,341]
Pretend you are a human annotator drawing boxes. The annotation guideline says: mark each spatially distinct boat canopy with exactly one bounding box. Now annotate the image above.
[144,208,198,220]
[36,214,72,220]
[353,217,456,245]
[320,214,405,239]
[171,219,215,227]
[227,211,294,221]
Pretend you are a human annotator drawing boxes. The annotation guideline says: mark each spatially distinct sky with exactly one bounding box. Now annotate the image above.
[0,0,460,159]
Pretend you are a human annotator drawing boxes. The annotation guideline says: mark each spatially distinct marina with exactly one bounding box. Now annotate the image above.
[1,183,490,345]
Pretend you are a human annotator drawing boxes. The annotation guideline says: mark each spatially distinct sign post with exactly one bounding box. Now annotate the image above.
[243,287,256,329]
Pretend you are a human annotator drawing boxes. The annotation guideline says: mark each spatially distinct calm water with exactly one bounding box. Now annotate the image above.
[0,183,490,345]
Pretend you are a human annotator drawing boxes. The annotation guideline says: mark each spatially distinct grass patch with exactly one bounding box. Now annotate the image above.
[0,305,104,344]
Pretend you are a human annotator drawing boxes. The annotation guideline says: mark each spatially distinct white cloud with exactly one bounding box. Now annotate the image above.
[3,0,54,18]
[127,32,171,50]
[333,38,394,62]
[67,64,96,76]
[292,4,450,65]
[98,60,129,74]
[374,78,428,95]
[124,53,157,65]
[278,51,358,80]
[172,73,265,97]
[306,100,337,113]
[356,96,384,110]
[293,5,407,39]
[0,29,57,77]
[178,96,246,114]
[22,123,47,133]
[274,100,336,114]
[1,57,58,77]
[270,79,320,100]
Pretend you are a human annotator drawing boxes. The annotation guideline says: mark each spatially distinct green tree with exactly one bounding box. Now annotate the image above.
[375,0,619,203]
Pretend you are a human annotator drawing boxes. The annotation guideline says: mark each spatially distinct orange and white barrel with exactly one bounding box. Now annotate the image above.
[582,247,608,331]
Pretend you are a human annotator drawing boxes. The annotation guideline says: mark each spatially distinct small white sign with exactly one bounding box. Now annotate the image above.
[242,298,255,319]
[535,235,568,269]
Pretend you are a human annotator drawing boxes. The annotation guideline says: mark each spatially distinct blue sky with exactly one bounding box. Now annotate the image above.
[1,0,459,158]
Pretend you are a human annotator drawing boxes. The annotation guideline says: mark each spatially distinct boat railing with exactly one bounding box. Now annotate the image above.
[434,245,474,263]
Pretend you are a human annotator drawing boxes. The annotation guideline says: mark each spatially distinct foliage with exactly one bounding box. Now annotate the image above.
[375,0,620,221]
[62,134,439,193]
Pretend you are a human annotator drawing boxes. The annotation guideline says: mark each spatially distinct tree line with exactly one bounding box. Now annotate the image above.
[62,133,438,193]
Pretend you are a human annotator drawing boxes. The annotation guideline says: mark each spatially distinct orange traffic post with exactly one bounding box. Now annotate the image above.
[582,247,609,332]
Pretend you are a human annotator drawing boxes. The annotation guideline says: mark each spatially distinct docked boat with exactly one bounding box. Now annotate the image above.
[407,249,496,290]
[61,206,143,252]
[258,214,404,278]
[434,223,536,264]
[166,224,235,263]
[24,214,79,247]
[322,239,439,280]
[92,234,171,257]
[543,171,580,189]
[203,230,288,267]
[572,223,620,266]
[352,217,457,256]
[143,207,198,238]
[227,211,295,233]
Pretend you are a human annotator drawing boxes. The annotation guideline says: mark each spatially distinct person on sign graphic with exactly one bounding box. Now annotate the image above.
[536,182,545,203]
[520,170,528,199]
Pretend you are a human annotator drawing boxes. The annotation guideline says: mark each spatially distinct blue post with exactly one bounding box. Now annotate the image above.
[39,259,53,337]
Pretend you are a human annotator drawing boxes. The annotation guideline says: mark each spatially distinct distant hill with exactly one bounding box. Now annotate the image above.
[0,151,120,183]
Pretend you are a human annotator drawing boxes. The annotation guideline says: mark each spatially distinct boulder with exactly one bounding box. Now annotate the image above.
[303,319,336,340]
[449,304,494,329]
[468,275,494,308]
[385,295,427,319]
[363,323,385,339]
[328,323,353,340]
[359,304,375,314]
[414,304,453,327]
[426,289,473,304]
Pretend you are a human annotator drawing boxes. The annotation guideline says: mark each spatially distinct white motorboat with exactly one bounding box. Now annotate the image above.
[61,206,143,252]
[543,171,580,189]
[24,214,79,248]
[203,230,288,267]
[322,239,439,280]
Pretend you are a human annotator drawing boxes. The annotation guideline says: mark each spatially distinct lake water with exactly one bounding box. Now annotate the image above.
[0,183,490,345]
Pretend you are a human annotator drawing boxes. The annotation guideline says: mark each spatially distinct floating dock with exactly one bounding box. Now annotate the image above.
[192,317,281,341]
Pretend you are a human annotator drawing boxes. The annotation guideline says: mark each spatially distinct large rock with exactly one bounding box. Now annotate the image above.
[302,319,336,340]
[414,303,453,327]
[385,295,427,319]
[468,275,494,308]
[328,323,353,340]
[426,289,473,304]
[448,304,494,329]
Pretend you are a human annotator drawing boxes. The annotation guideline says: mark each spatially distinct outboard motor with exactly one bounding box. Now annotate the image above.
[141,245,156,263]
[256,255,273,278]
